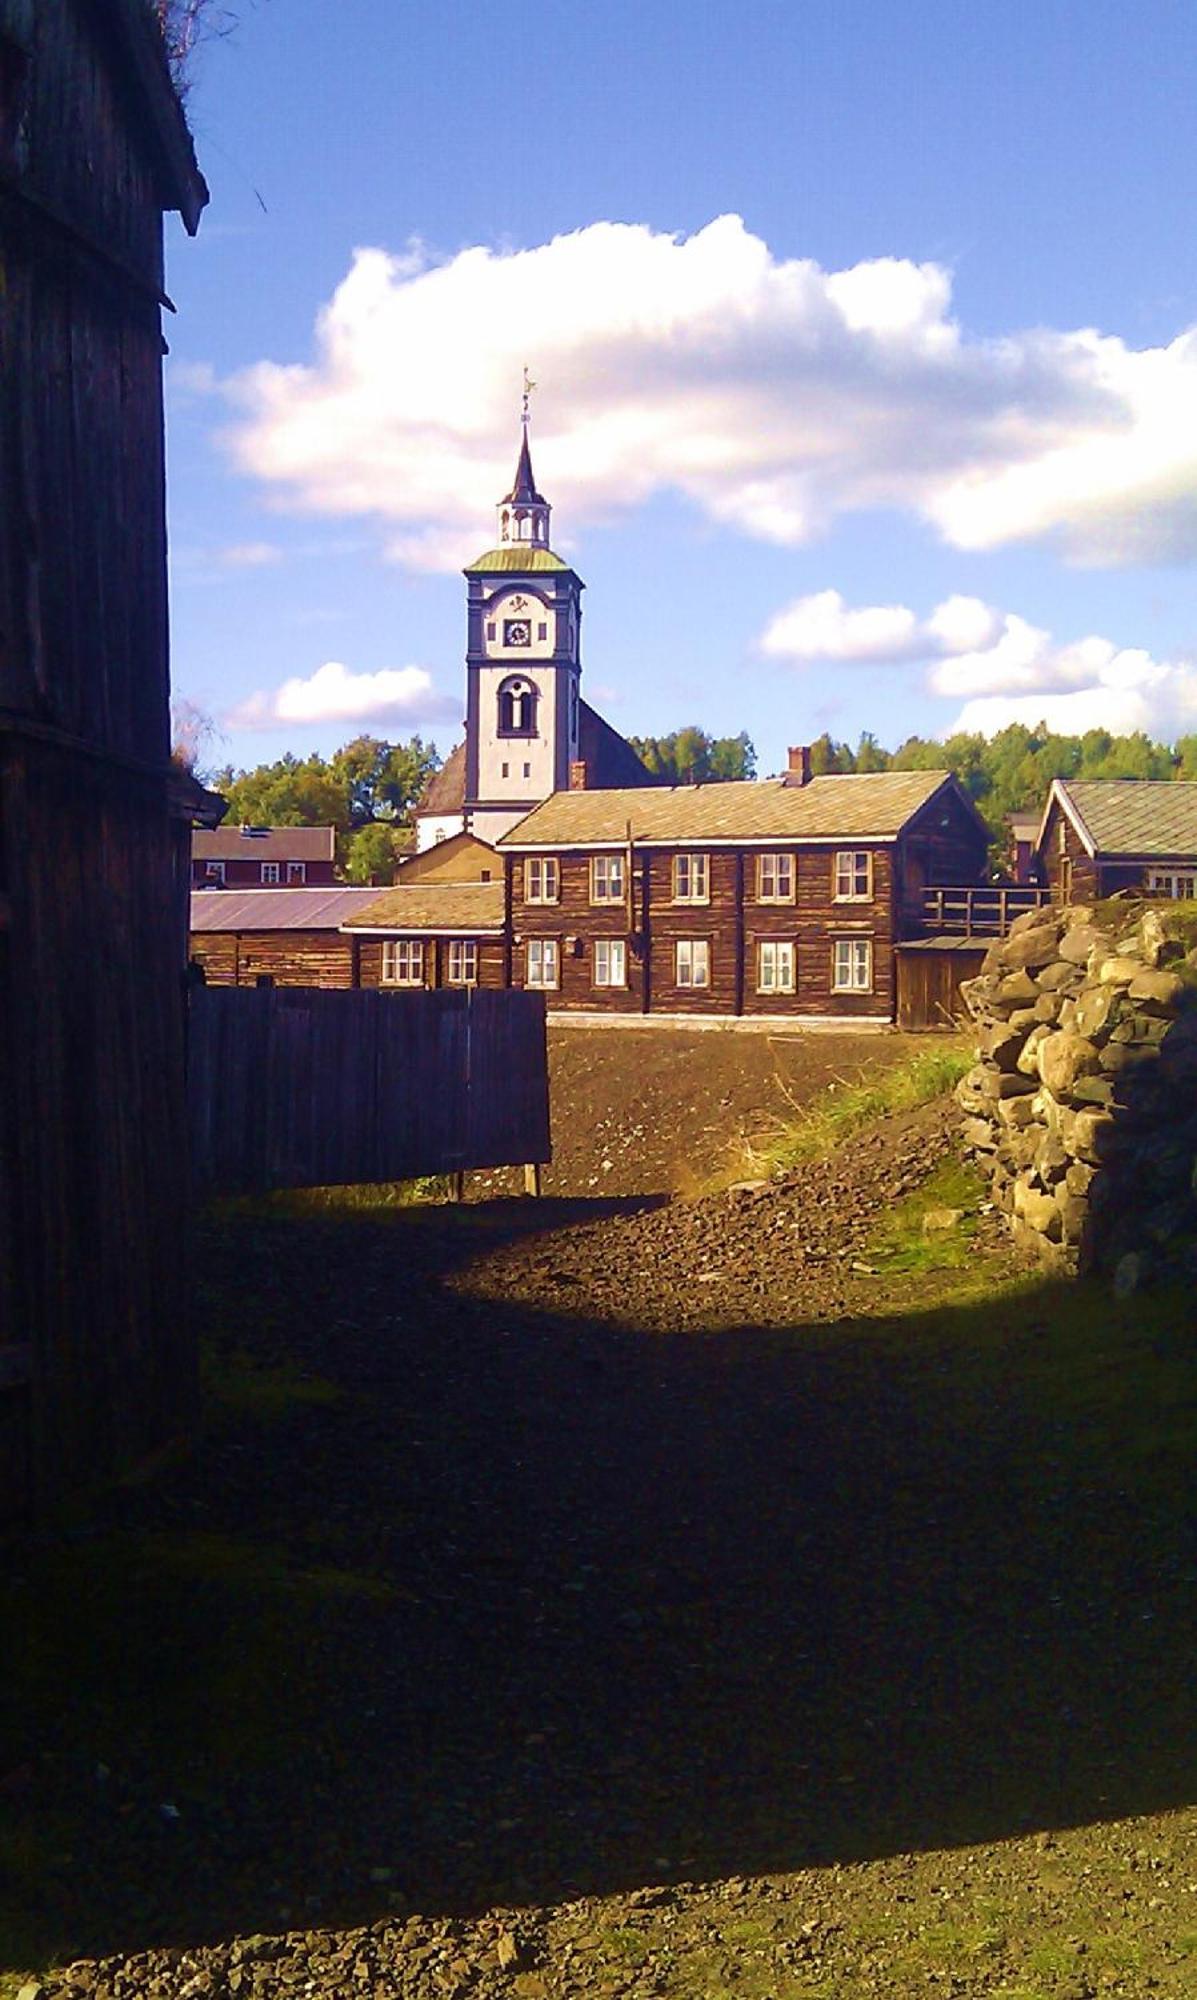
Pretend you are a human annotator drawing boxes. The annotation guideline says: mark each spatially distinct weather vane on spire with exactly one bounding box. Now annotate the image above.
[521,365,536,427]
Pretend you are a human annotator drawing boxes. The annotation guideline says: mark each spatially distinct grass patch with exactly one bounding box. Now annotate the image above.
[210,1174,453,1222]
[866,1157,985,1276]
[201,1343,344,1421]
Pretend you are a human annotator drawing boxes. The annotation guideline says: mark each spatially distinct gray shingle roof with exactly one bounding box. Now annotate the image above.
[344,883,506,934]
[499,770,960,847]
[1055,780,1197,858]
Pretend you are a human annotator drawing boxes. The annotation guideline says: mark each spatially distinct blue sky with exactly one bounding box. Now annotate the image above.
[166,0,1197,776]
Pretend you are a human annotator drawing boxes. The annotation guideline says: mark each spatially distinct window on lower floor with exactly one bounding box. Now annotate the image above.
[287,861,306,883]
[526,937,559,988]
[382,939,423,986]
[757,940,796,993]
[261,861,280,883]
[204,860,225,883]
[594,938,627,987]
[832,937,872,992]
[675,938,710,988]
[447,940,478,985]
[1148,870,1197,899]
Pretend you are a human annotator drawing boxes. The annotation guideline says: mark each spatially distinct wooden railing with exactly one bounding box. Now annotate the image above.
[905,885,1051,939]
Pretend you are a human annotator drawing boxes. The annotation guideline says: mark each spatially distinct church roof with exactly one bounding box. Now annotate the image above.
[503,430,545,506]
[464,546,572,575]
[499,769,964,848]
[415,741,467,816]
[578,703,657,789]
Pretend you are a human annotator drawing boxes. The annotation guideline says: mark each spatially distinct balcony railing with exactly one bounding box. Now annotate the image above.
[905,884,1051,939]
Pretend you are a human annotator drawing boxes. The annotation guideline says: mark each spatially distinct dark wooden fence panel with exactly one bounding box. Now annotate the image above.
[189,987,550,1195]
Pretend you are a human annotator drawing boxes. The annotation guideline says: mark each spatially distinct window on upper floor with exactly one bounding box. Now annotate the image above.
[261,862,280,883]
[287,861,306,883]
[525,857,559,904]
[757,853,795,903]
[205,860,225,883]
[672,853,709,904]
[834,850,872,901]
[590,854,624,903]
[497,676,538,737]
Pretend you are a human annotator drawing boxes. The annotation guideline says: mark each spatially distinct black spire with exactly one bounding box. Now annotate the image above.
[503,425,545,506]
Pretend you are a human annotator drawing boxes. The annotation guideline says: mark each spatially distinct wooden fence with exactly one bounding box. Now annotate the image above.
[188,986,551,1195]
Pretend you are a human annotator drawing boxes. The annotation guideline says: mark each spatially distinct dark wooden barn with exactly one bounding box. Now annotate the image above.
[0,0,207,1517]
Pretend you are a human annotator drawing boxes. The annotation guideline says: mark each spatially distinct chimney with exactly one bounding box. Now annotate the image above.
[785,744,812,787]
[569,759,589,791]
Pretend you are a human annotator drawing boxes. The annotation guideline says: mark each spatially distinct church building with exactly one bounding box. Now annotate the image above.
[414,411,654,850]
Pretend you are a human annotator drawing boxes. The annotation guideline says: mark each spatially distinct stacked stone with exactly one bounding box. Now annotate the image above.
[956,902,1197,1280]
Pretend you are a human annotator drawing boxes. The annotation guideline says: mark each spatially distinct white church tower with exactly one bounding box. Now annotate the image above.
[462,387,584,846]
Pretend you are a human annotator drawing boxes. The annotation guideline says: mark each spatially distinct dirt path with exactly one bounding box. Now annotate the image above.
[9,1032,1197,1999]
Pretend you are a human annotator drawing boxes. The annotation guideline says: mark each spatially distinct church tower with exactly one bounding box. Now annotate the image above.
[462,393,584,846]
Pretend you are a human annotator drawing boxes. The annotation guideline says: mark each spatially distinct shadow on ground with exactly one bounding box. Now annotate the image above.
[3,1192,1196,1967]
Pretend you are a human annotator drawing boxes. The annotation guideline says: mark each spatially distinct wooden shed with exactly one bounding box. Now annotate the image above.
[0,0,207,1517]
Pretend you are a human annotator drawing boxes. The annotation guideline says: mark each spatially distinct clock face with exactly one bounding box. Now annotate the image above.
[504,619,531,647]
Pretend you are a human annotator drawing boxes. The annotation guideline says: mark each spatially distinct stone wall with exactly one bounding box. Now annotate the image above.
[957,903,1197,1285]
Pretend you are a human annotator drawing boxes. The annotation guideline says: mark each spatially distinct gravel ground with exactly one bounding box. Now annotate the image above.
[10,1033,1197,1999]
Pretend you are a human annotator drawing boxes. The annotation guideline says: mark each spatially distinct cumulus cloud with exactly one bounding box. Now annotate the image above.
[227,661,460,731]
[219,541,283,568]
[763,584,1197,740]
[220,215,1197,570]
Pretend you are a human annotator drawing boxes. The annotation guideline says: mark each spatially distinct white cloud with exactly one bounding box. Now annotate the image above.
[220,215,1197,570]
[219,541,283,568]
[761,589,921,663]
[226,661,461,731]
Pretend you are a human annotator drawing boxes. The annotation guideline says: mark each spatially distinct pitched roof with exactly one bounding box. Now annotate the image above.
[343,883,506,934]
[502,430,545,505]
[499,770,963,848]
[464,547,572,575]
[578,702,656,789]
[109,0,209,232]
[415,741,467,816]
[194,825,336,862]
[191,887,379,932]
[1049,779,1197,858]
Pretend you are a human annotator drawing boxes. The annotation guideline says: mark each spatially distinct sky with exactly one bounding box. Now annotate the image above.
[165,0,1197,779]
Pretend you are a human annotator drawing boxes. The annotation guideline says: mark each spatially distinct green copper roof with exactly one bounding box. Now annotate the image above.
[464,546,572,575]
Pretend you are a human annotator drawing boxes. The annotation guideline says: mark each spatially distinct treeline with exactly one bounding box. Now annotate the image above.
[209,736,442,882]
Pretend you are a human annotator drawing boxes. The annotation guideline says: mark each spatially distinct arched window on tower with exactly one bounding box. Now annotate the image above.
[501,508,511,542]
[497,676,538,738]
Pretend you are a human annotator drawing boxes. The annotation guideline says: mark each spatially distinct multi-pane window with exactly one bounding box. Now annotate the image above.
[832,938,872,991]
[204,860,225,883]
[757,940,796,993]
[525,856,560,903]
[757,853,795,902]
[447,940,478,985]
[287,861,306,883]
[673,853,709,903]
[675,939,711,988]
[1149,870,1197,899]
[590,854,624,902]
[526,938,559,989]
[593,938,627,987]
[382,939,424,986]
[834,850,872,901]
[261,861,280,883]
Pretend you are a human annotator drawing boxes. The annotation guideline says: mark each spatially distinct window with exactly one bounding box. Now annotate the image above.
[382,939,423,986]
[497,676,538,736]
[832,938,872,992]
[204,860,225,883]
[501,762,509,778]
[1149,870,1197,899]
[522,762,531,779]
[525,856,559,903]
[757,940,796,993]
[834,851,872,901]
[1057,819,1068,855]
[526,938,559,989]
[675,939,710,988]
[537,622,548,641]
[486,621,496,640]
[590,854,625,902]
[448,940,478,985]
[287,861,306,883]
[757,853,795,902]
[261,861,280,884]
[673,853,709,903]
[594,938,627,987]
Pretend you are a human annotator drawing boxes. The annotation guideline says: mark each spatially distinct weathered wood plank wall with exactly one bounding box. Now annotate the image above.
[188,987,551,1195]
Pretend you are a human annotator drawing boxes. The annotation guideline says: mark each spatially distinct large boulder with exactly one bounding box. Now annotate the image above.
[1037,1031,1102,1098]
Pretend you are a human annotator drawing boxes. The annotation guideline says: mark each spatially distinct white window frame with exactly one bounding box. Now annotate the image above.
[447,939,479,986]
[381,939,424,987]
[757,853,795,903]
[757,940,796,994]
[832,937,872,992]
[526,937,559,989]
[593,938,627,988]
[260,861,280,884]
[834,850,873,902]
[287,861,306,883]
[525,856,560,904]
[590,854,625,903]
[675,938,711,989]
[204,860,225,883]
[673,853,709,904]
[1148,869,1197,899]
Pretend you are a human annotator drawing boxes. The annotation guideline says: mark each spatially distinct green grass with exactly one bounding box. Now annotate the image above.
[865,1157,985,1275]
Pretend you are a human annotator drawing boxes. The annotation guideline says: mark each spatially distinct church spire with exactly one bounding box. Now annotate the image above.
[498,368,551,547]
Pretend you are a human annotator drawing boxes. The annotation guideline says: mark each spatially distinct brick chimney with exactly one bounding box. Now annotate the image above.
[784,744,812,787]
[569,759,589,791]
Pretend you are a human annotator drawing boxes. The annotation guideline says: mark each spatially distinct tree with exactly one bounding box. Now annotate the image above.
[329,735,441,825]
[343,823,406,885]
[627,726,756,784]
[214,753,348,832]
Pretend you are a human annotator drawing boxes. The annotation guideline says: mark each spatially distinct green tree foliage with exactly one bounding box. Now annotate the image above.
[627,727,757,783]
[343,822,410,884]
[212,735,443,876]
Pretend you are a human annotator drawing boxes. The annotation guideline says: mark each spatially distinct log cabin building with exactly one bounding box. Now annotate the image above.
[1038,779,1197,904]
